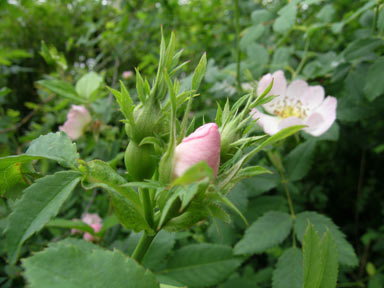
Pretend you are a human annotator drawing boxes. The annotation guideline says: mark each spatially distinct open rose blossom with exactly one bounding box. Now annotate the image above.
[251,70,337,136]
[72,213,102,242]
[59,105,91,140]
[173,123,221,178]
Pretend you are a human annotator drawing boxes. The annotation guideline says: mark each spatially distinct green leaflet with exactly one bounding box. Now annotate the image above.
[23,239,159,288]
[158,243,242,288]
[302,223,338,288]
[295,211,358,266]
[272,247,303,288]
[6,171,81,264]
[234,211,292,255]
[81,159,152,233]
[25,132,79,168]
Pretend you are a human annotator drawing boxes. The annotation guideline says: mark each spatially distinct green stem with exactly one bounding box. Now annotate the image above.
[267,150,296,219]
[233,0,241,92]
[131,232,156,264]
[293,36,310,78]
[140,188,154,228]
[372,1,380,34]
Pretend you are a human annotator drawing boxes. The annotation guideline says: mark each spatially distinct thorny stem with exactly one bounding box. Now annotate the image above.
[267,150,296,246]
[140,187,154,228]
[131,232,156,264]
[233,0,241,92]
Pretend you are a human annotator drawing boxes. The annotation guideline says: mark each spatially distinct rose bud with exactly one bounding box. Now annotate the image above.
[59,105,91,140]
[122,70,134,79]
[173,123,221,179]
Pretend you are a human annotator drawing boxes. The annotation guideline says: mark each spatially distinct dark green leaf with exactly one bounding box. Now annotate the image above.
[295,212,358,266]
[273,247,303,288]
[23,239,159,288]
[234,211,292,255]
[6,171,81,264]
[158,244,242,288]
[26,132,79,168]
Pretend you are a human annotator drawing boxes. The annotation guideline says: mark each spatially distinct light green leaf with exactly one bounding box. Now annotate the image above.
[273,3,297,34]
[295,212,358,266]
[81,160,150,233]
[6,171,81,264]
[37,79,83,103]
[319,231,338,288]
[0,155,38,198]
[46,218,94,234]
[158,244,242,288]
[25,132,79,168]
[303,223,323,288]
[191,53,207,91]
[23,239,159,288]
[75,72,103,99]
[272,247,303,288]
[343,39,382,62]
[240,25,265,50]
[364,57,384,101]
[234,211,292,255]
[251,9,273,25]
[171,161,213,187]
[143,231,175,271]
[302,223,338,288]
[284,139,316,181]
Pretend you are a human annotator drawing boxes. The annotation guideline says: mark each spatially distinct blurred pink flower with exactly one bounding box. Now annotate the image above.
[251,70,337,136]
[122,70,134,79]
[59,105,91,140]
[173,123,221,178]
[71,213,102,242]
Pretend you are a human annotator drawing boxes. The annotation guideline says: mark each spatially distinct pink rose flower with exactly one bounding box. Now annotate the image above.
[122,70,134,79]
[71,213,102,242]
[173,123,221,178]
[59,105,91,140]
[251,70,337,137]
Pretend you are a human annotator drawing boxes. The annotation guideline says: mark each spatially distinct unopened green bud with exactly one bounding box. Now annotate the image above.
[220,120,240,162]
[125,141,157,181]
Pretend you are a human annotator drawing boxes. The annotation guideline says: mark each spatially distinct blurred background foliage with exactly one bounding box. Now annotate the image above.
[0,0,384,287]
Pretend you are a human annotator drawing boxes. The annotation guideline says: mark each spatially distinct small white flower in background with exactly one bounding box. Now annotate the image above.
[59,105,91,140]
[251,70,337,137]
[122,70,134,79]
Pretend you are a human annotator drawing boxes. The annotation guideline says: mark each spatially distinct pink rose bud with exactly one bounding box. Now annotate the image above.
[173,123,221,178]
[59,105,91,140]
[122,70,134,79]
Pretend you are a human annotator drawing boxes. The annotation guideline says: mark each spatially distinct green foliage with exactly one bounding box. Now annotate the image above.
[25,132,79,168]
[302,223,338,288]
[234,211,292,255]
[272,247,303,288]
[75,72,103,100]
[158,244,242,288]
[295,212,358,266]
[284,139,316,181]
[23,239,159,288]
[5,171,81,264]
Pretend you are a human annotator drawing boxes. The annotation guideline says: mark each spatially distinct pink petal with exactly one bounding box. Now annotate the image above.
[59,105,91,140]
[286,80,308,104]
[259,70,287,114]
[304,96,337,136]
[173,123,221,178]
[81,213,102,226]
[83,232,95,242]
[251,109,281,135]
[301,85,325,112]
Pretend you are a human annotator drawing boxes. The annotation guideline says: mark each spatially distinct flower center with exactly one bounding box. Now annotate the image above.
[274,102,307,119]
